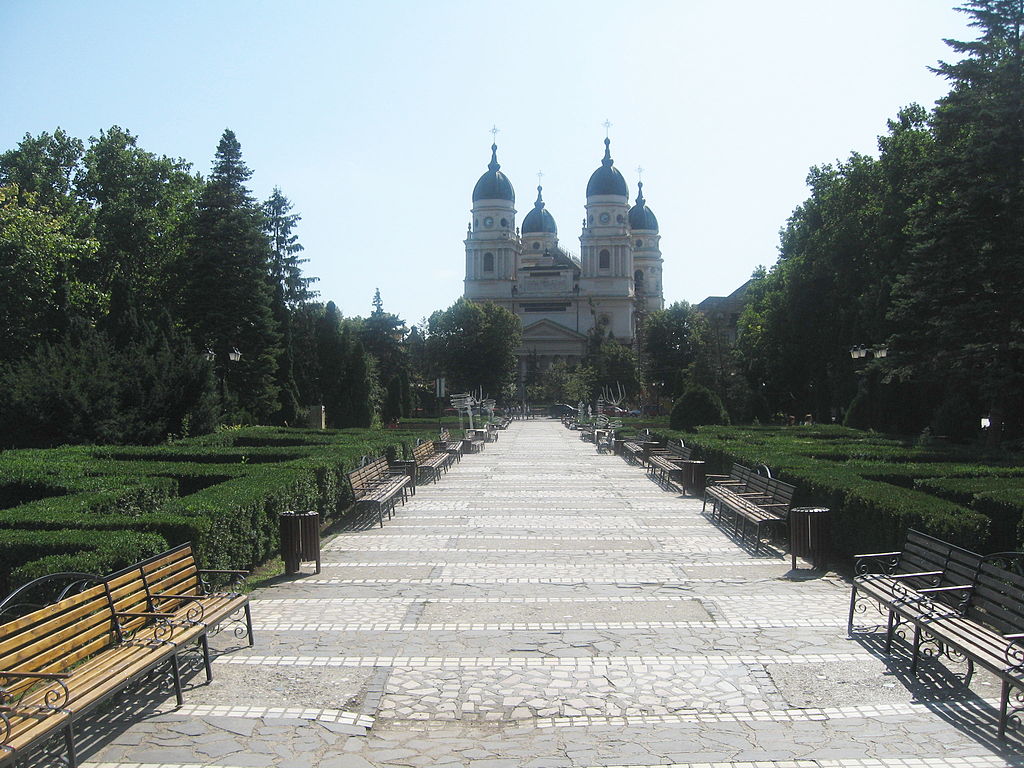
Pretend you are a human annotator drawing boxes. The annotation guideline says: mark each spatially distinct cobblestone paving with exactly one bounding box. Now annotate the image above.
[70,420,1024,767]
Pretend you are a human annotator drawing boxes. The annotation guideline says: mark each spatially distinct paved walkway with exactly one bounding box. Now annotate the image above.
[77,420,1024,767]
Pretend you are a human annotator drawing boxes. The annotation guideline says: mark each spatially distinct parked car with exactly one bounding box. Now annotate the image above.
[549,404,576,418]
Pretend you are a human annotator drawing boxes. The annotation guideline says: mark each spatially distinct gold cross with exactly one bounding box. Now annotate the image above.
[490,125,500,142]
[602,119,612,138]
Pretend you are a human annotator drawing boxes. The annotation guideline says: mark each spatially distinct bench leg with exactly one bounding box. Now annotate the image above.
[880,610,897,651]
[244,602,255,647]
[170,655,184,707]
[910,624,922,676]
[847,586,858,634]
[201,634,213,681]
[1001,680,1010,739]
[65,723,78,768]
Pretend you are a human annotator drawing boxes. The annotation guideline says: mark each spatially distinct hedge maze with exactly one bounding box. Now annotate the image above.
[0,427,420,592]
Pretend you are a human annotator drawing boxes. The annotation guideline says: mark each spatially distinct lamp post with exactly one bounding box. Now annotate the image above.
[205,346,242,412]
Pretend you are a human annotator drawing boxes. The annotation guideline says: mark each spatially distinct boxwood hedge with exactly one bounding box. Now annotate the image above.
[672,425,1021,561]
[0,426,416,591]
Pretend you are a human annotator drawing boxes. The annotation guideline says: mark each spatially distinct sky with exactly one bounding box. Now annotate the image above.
[1,0,974,326]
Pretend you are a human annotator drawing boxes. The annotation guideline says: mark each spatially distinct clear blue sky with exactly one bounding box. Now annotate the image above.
[1,0,972,326]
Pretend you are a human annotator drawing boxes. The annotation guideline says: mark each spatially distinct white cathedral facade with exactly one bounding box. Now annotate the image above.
[463,138,664,376]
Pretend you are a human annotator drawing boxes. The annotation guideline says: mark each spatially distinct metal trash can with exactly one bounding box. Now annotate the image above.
[789,507,830,570]
[280,510,322,575]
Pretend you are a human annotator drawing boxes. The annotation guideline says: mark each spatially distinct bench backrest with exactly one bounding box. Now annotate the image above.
[665,442,694,461]
[439,429,452,442]
[139,544,202,604]
[413,441,436,463]
[898,530,983,584]
[766,478,796,507]
[348,457,388,494]
[0,584,117,703]
[967,561,1024,635]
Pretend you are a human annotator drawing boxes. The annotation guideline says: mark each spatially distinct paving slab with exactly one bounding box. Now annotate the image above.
[45,419,1024,767]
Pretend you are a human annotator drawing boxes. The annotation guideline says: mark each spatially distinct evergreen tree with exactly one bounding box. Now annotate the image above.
[889,1,1024,444]
[263,187,317,307]
[182,129,281,422]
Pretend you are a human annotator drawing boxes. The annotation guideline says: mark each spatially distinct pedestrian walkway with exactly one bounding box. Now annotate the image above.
[80,420,1024,767]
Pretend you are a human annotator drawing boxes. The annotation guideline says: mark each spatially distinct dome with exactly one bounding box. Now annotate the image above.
[521,186,557,234]
[472,144,515,203]
[627,182,659,231]
[586,138,628,198]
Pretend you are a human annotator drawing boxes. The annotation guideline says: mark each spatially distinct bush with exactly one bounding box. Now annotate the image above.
[670,386,729,431]
[0,426,417,591]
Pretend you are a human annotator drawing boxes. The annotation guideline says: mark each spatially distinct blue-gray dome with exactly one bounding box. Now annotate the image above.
[627,182,659,231]
[521,186,557,234]
[586,138,628,198]
[472,144,515,203]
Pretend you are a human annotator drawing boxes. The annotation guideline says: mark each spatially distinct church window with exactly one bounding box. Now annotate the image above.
[616,214,624,224]
[533,242,540,250]
[599,314,610,326]
[500,218,509,228]
[599,249,610,270]
[635,239,643,247]
[634,269,645,291]
[483,252,494,272]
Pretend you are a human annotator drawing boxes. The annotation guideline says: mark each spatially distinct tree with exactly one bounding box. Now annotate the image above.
[641,301,708,403]
[0,128,88,224]
[0,310,218,448]
[263,187,316,307]
[0,185,101,360]
[888,1,1024,444]
[78,126,201,313]
[426,299,521,399]
[181,129,281,422]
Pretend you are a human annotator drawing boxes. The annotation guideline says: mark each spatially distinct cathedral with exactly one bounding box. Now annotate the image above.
[462,137,664,377]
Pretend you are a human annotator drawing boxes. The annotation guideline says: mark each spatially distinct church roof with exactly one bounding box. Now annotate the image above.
[472,144,515,203]
[627,181,659,231]
[521,186,557,234]
[586,138,628,198]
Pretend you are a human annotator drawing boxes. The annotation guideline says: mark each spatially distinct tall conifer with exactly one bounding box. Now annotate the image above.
[183,129,280,422]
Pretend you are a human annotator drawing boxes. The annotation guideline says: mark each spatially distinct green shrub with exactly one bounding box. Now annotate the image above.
[670,386,729,431]
[0,529,168,592]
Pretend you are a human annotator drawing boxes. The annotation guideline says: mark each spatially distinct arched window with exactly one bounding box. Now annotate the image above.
[483,252,495,272]
[635,238,643,247]
[500,218,509,228]
[599,249,610,270]
[533,242,540,250]
[634,269,645,292]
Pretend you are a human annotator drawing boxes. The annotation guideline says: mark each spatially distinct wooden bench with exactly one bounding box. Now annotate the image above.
[643,440,706,494]
[0,583,185,766]
[0,543,253,766]
[848,529,982,645]
[703,464,796,552]
[347,456,411,527]
[850,533,1024,737]
[412,439,451,484]
[437,429,463,464]
[462,429,486,453]
[622,430,656,465]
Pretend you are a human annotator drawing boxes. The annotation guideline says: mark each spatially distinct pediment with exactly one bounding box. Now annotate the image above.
[521,319,588,342]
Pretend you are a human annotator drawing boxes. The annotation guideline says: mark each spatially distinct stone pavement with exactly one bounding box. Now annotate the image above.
[63,420,1024,767]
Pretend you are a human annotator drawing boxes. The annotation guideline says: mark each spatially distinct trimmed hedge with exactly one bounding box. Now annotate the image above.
[675,425,1012,561]
[0,427,416,591]
[0,529,169,593]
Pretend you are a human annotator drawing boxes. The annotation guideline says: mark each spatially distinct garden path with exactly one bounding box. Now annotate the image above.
[76,419,1024,768]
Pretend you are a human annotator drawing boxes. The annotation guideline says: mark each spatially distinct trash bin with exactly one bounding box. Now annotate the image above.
[789,507,830,570]
[280,510,321,575]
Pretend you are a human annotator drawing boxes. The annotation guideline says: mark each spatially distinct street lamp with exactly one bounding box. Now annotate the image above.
[850,346,888,360]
